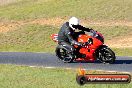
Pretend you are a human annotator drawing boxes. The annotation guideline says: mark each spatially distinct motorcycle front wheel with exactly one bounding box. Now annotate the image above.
[95,45,116,64]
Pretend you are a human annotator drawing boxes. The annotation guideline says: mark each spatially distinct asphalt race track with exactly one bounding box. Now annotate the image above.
[0,52,132,73]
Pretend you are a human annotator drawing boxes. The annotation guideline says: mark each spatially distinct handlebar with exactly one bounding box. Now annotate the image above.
[90,30,98,37]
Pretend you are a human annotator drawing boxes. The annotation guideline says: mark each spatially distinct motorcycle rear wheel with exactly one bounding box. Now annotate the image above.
[96,46,116,64]
[55,45,74,63]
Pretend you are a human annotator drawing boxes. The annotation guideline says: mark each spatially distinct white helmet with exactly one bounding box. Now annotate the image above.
[69,17,80,30]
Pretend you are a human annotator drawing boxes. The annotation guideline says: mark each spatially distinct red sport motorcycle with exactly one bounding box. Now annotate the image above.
[51,30,116,64]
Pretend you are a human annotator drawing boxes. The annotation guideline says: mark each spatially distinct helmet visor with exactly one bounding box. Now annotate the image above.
[72,25,81,29]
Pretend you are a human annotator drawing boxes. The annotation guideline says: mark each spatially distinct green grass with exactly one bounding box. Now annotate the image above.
[112,48,132,56]
[0,0,132,21]
[0,0,131,55]
[0,24,131,54]
[0,1,131,88]
[0,64,131,88]
[89,26,132,40]
[0,24,59,52]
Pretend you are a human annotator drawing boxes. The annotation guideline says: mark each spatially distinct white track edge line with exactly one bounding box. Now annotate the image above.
[29,66,131,74]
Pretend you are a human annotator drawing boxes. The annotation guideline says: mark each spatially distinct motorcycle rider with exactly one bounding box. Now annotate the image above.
[58,17,93,58]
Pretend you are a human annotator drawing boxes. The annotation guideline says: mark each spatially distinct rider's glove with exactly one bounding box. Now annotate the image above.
[76,42,84,47]
[80,42,86,47]
[78,42,83,46]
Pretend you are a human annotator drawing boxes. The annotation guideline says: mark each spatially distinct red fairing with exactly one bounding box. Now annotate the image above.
[51,32,104,62]
[96,31,104,39]
[77,34,103,62]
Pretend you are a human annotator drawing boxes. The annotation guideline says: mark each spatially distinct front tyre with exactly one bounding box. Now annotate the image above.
[96,46,116,64]
[55,45,74,63]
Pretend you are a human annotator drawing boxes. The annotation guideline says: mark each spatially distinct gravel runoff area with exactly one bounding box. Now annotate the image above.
[0,0,17,6]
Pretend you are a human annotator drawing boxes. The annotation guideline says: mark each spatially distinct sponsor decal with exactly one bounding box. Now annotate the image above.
[76,68,131,85]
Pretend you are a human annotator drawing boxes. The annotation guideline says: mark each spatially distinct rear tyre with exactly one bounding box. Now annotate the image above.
[55,45,74,63]
[95,46,116,64]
